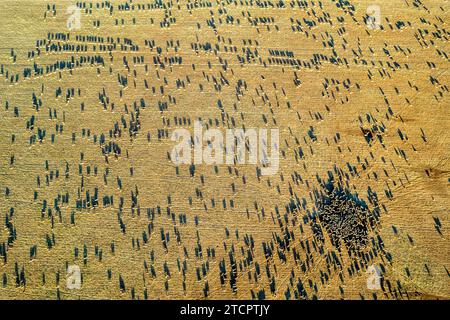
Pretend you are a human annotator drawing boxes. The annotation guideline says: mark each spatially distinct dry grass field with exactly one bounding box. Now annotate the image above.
[0,0,448,300]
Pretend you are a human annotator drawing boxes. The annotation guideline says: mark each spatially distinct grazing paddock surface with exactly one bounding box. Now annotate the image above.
[0,0,448,300]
